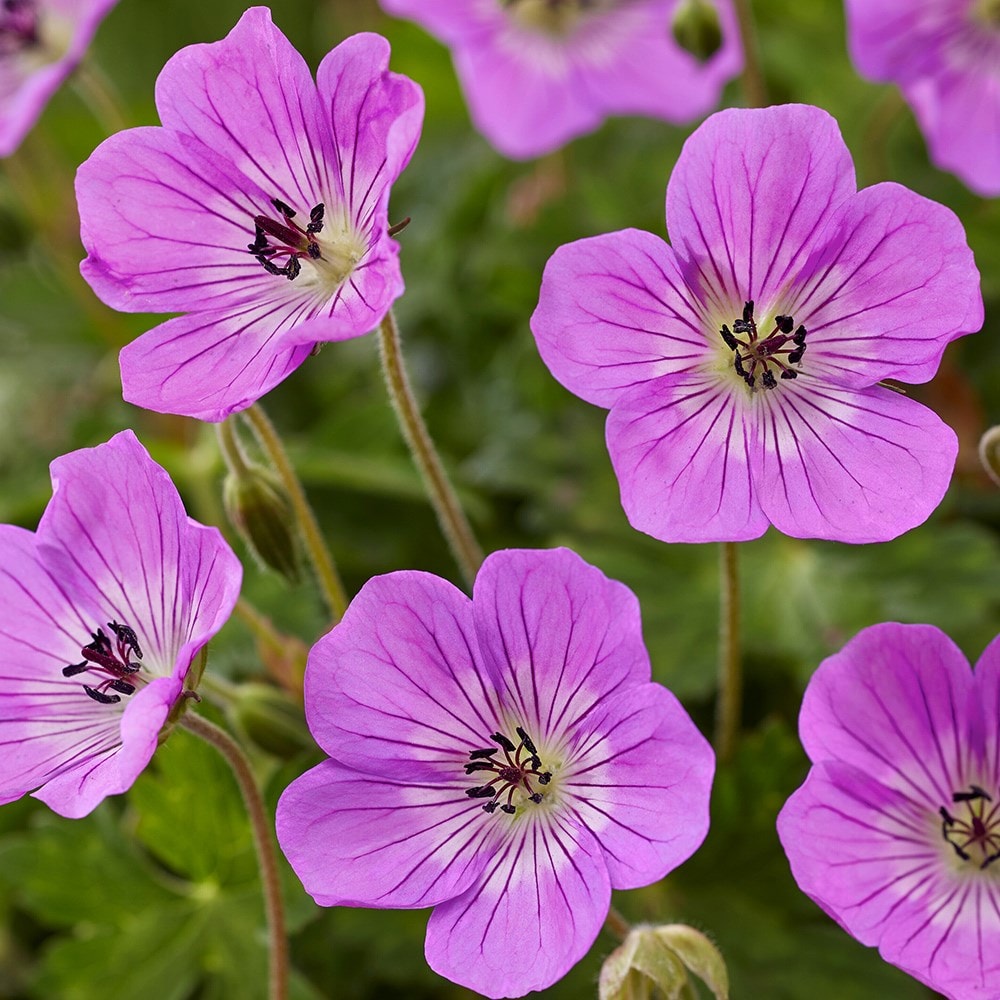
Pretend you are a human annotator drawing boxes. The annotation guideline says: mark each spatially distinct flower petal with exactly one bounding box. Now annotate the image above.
[566,684,714,889]
[793,182,983,387]
[276,759,498,909]
[77,126,278,314]
[798,623,977,810]
[606,372,767,543]
[666,104,856,312]
[471,548,651,739]
[530,229,711,409]
[153,7,333,211]
[424,814,611,999]
[304,571,499,781]
[378,0,495,43]
[754,381,957,543]
[118,301,317,422]
[974,634,1000,796]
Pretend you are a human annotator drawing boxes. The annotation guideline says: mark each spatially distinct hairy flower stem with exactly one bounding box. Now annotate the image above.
[378,309,484,589]
[180,713,288,1000]
[216,418,252,477]
[243,404,348,621]
[732,0,768,108]
[603,904,632,943]
[714,541,742,763]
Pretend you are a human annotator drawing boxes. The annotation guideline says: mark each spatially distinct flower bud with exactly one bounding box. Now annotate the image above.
[599,924,729,1000]
[232,683,314,758]
[671,0,723,62]
[223,464,301,583]
[979,425,1000,488]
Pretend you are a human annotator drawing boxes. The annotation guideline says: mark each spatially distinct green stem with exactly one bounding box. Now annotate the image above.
[860,88,907,186]
[603,905,632,943]
[732,0,768,108]
[216,418,252,477]
[180,713,288,1000]
[714,541,742,763]
[377,309,485,589]
[72,62,129,135]
[243,404,349,621]
[979,426,1000,488]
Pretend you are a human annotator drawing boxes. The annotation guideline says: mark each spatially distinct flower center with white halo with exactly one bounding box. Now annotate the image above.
[0,0,38,55]
[247,197,366,292]
[718,299,808,392]
[464,725,558,817]
[500,0,620,36]
[940,784,1000,871]
[62,620,146,705]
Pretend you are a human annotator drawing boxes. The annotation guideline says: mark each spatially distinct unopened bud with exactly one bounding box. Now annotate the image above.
[654,925,729,1000]
[232,683,314,758]
[672,0,723,62]
[223,465,301,583]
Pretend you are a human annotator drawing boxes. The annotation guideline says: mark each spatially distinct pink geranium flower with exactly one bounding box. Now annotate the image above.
[379,0,743,159]
[531,103,984,544]
[76,7,423,422]
[845,0,1000,197]
[778,623,1000,1000]
[276,548,714,999]
[0,0,118,157]
[0,431,241,819]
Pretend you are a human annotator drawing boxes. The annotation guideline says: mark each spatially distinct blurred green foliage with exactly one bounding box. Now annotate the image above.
[0,0,997,997]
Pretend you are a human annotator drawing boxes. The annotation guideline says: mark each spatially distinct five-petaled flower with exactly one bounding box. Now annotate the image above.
[75,6,423,422]
[0,0,118,157]
[0,430,241,819]
[845,0,1000,197]
[778,623,1000,1000]
[379,0,742,160]
[276,547,714,999]
[531,103,984,544]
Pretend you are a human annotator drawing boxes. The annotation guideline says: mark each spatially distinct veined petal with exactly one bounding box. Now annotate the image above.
[315,33,424,232]
[119,300,318,422]
[974,635,1000,798]
[153,7,334,211]
[798,624,978,810]
[304,571,499,780]
[666,104,856,313]
[424,814,611,999]
[793,183,983,387]
[77,126,279,314]
[276,759,498,909]
[754,381,957,543]
[606,371,767,543]
[565,684,714,889]
[36,431,241,680]
[471,548,650,739]
[531,229,711,409]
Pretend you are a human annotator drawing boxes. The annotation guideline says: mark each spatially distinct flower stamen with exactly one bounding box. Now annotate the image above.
[464,726,552,815]
[62,620,143,705]
[940,785,1000,870]
[247,198,325,281]
[720,300,807,391]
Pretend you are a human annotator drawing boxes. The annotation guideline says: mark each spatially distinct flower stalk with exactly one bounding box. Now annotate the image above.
[714,541,741,763]
[181,712,289,1000]
[243,403,348,621]
[732,0,768,108]
[377,308,484,589]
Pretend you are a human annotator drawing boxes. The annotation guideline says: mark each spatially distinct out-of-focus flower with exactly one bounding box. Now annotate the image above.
[845,0,1000,197]
[0,431,241,818]
[0,0,118,156]
[76,7,423,422]
[778,623,1000,1000]
[531,103,983,544]
[379,0,742,159]
[276,548,714,999]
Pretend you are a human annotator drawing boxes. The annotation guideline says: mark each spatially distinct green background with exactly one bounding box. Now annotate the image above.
[0,0,998,997]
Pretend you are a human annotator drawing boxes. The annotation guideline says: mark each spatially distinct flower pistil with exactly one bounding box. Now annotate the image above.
[62,620,143,705]
[940,784,1000,870]
[464,726,553,815]
[719,299,807,391]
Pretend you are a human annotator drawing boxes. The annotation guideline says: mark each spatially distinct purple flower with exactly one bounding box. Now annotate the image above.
[0,430,241,819]
[0,0,118,157]
[845,0,1000,197]
[777,623,1000,1000]
[276,547,713,999]
[379,0,743,160]
[75,7,423,422]
[531,103,984,544]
